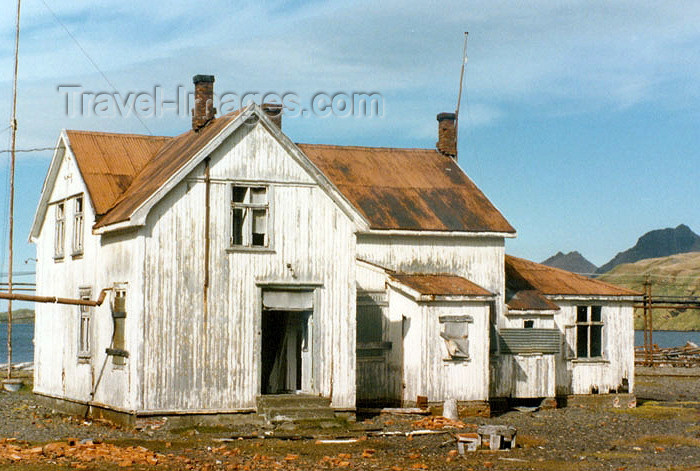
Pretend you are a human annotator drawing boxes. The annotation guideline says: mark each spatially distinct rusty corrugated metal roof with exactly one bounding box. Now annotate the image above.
[72,111,514,233]
[298,144,515,233]
[94,112,240,228]
[505,255,640,297]
[66,131,171,215]
[391,273,493,296]
[506,289,560,311]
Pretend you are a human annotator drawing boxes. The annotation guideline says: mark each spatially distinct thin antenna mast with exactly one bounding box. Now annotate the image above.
[454,32,469,144]
[7,0,21,380]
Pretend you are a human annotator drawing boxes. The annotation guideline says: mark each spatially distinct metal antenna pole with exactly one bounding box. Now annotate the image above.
[454,32,469,144]
[7,0,21,380]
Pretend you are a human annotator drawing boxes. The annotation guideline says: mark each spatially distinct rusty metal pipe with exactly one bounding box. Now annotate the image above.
[0,287,111,307]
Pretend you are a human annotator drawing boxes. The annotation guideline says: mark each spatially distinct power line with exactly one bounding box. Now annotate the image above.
[37,0,153,135]
[0,146,58,154]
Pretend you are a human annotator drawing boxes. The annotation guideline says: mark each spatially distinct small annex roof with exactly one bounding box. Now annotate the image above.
[298,144,515,234]
[505,255,640,297]
[390,273,493,297]
[506,289,560,311]
[65,131,171,215]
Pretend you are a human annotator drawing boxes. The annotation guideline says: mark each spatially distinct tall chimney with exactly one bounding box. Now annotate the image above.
[436,112,457,159]
[192,75,216,131]
[261,103,283,130]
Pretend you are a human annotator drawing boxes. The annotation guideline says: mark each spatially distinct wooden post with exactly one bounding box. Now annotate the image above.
[6,0,21,379]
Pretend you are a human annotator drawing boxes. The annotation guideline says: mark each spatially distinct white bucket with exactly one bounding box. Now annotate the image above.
[2,379,23,392]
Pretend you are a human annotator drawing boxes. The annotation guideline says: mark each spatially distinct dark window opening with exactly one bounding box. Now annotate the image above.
[576,305,604,359]
[524,320,534,329]
[231,185,268,248]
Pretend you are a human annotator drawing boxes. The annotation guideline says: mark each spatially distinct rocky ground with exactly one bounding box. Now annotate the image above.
[0,368,698,470]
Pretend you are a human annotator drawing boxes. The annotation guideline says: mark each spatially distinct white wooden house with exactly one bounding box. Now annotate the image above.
[29,75,638,423]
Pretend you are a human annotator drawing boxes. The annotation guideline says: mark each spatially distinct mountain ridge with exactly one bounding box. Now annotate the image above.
[596,224,700,274]
[541,251,598,274]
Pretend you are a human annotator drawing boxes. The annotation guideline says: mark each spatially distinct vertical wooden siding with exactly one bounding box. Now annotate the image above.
[34,146,143,411]
[141,124,357,412]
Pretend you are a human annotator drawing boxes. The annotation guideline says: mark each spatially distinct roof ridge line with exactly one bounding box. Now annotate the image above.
[297,143,442,152]
[66,129,172,139]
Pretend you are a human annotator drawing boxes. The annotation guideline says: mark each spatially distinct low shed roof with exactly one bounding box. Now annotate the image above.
[390,273,493,297]
[505,255,640,297]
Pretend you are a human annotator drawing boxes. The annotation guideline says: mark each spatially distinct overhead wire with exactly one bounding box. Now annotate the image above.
[37,0,153,135]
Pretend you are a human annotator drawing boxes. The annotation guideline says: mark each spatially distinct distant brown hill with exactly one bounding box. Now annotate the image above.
[541,251,598,275]
[598,252,700,331]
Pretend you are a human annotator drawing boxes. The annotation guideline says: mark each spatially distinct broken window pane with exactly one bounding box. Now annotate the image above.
[231,185,269,248]
[232,186,247,203]
[252,209,267,246]
[439,315,472,360]
[231,208,244,246]
[250,187,267,204]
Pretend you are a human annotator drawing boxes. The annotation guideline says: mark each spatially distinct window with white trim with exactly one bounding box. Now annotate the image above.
[54,202,65,259]
[72,195,84,255]
[576,305,603,358]
[78,288,92,359]
[230,185,269,248]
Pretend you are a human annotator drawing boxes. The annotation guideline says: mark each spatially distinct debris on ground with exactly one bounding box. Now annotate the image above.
[411,416,472,430]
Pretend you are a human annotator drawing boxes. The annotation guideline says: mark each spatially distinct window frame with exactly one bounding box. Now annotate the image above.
[54,202,65,260]
[110,285,128,367]
[229,184,272,251]
[77,287,92,361]
[439,315,473,362]
[575,305,604,359]
[72,195,84,256]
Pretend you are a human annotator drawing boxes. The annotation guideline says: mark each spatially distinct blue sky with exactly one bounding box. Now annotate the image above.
[0,0,699,286]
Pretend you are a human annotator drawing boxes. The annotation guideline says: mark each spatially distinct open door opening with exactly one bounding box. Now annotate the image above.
[261,310,310,394]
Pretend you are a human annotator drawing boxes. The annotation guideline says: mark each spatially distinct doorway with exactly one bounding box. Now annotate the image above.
[261,310,311,394]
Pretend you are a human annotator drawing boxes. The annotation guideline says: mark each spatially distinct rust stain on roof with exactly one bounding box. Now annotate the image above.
[505,255,640,297]
[69,111,514,233]
[298,144,515,233]
[94,112,240,228]
[506,289,560,311]
[391,273,493,297]
[66,131,171,215]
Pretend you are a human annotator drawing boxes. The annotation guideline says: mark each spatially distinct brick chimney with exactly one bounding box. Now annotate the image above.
[192,75,216,131]
[261,103,283,130]
[436,112,457,159]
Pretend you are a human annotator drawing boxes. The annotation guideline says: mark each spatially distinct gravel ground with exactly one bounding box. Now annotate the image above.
[0,368,698,470]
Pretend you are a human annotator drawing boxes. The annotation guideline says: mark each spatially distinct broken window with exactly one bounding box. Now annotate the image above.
[54,202,65,259]
[230,185,269,248]
[576,305,603,358]
[78,288,92,360]
[72,195,84,255]
[439,315,473,360]
[523,319,534,329]
[110,287,128,366]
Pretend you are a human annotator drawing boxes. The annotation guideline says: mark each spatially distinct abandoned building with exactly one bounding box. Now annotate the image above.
[29,75,639,423]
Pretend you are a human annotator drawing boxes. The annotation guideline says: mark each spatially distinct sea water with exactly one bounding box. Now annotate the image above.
[1,323,698,364]
[0,323,34,364]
